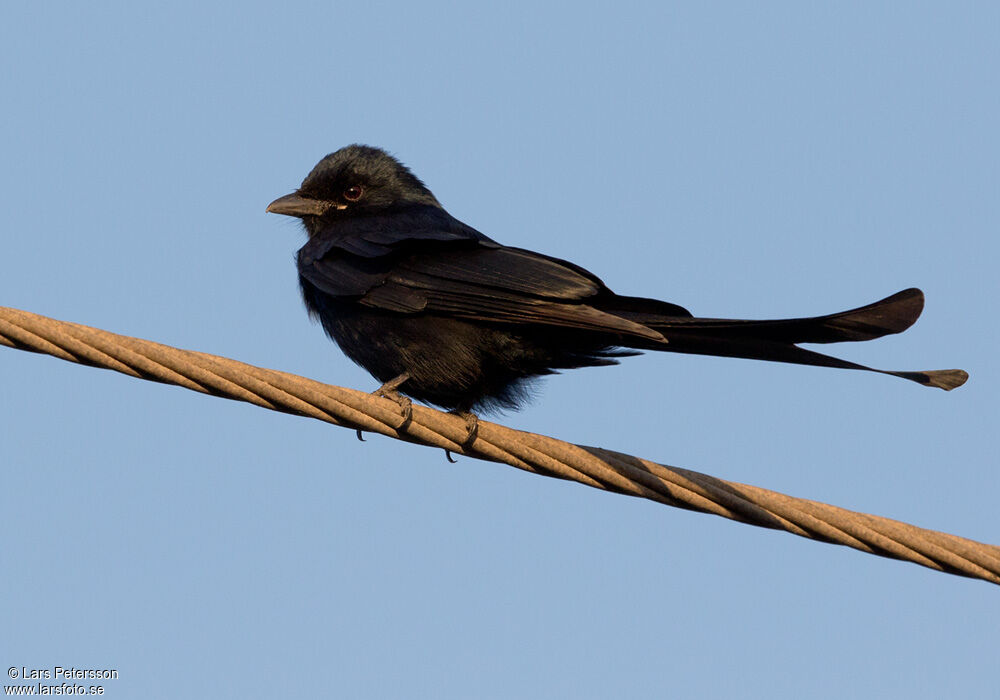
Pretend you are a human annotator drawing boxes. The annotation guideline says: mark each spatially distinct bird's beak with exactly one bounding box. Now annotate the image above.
[266,192,342,217]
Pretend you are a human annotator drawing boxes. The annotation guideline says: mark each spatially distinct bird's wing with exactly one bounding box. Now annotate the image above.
[298,207,492,260]
[298,225,681,341]
[297,208,493,296]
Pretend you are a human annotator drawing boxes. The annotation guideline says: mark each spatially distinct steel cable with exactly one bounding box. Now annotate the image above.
[2,305,997,585]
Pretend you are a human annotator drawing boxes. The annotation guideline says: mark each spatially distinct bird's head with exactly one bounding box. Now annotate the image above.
[266,145,440,234]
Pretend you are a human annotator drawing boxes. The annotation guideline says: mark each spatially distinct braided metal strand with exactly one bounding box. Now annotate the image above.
[2,305,997,585]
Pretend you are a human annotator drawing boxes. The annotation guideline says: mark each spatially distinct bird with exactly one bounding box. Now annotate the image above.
[266,144,968,418]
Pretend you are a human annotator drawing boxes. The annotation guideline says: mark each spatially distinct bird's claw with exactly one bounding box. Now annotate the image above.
[455,410,479,446]
[443,410,480,462]
[375,391,412,429]
[356,373,412,440]
[378,374,413,429]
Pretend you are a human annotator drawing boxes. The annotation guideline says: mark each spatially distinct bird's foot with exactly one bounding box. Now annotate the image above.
[444,409,479,462]
[357,373,412,440]
[454,410,479,444]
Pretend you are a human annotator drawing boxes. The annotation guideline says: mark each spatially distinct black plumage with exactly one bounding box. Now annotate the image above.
[267,144,967,412]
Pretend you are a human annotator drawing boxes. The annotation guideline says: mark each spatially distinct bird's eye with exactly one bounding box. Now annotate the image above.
[343,185,364,202]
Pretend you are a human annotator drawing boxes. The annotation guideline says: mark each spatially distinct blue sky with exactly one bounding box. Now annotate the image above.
[1,3,997,698]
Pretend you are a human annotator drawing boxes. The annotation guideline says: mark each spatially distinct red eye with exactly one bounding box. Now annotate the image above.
[343,185,364,201]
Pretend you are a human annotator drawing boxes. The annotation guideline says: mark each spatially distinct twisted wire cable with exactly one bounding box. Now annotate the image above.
[2,305,997,585]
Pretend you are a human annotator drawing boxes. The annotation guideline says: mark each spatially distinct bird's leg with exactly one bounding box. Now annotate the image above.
[376,373,411,397]
[444,409,479,462]
[357,373,412,440]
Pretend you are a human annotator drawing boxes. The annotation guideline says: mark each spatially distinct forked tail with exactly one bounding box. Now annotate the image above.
[607,288,968,390]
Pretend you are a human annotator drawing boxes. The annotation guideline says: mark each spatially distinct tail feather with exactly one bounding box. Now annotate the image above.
[640,288,925,344]
[659,334,967,391]
[602,288,967,391]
